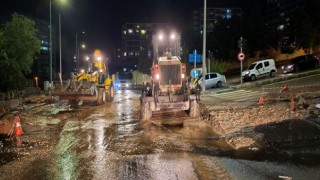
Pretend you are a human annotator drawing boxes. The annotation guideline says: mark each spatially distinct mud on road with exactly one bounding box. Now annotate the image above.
[1,90,320,179]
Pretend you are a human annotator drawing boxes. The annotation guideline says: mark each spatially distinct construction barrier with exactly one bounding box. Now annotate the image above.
[258,83,320,113]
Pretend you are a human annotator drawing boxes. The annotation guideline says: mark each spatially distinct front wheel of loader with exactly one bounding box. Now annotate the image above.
[189,99,199,118]
[106,85,114,102]
[97,88,106,105]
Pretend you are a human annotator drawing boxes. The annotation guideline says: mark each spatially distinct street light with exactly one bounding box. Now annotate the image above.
[202,0,207,92]
[49,0,52,86]
[58,0,68,86]
[75,31,85,73]
[59,13,62,85]
[50,0,68,87]
[35,77,38,88]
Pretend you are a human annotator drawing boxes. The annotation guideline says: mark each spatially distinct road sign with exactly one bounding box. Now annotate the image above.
[238,52,245,61]
[190,68,201,78]
[188,54,202,63]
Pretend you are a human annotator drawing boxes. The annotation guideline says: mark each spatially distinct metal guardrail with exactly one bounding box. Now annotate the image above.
[0,87,41,101]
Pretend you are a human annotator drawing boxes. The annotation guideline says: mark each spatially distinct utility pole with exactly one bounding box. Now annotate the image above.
[49,0,52,87]
[75,33,78,73]
[238,36,246,85]
[194,49,197,70]
[202,0,207,92]
[59,13,62,86]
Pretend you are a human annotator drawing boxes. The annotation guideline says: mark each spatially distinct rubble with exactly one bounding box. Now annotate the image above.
[200,92,320,149]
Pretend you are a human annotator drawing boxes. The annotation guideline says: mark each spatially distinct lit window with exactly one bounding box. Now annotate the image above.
[40,46,48,51]
[41,40,49,45]
[128,29,133,33]
[123,30,126,34]
[141,29,146,34]
[277,24,284,30]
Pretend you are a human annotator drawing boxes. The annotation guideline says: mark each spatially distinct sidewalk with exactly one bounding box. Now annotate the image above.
[228,68,320,90]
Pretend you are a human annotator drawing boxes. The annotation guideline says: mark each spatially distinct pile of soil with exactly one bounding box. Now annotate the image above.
[200,93,320,149]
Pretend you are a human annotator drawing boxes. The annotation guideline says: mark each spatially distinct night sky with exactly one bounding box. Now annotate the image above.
[0,0,263,70]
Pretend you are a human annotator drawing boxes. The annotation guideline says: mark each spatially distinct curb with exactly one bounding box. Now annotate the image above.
[229,69,320,89]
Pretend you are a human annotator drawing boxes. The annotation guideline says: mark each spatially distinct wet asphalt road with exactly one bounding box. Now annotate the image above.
[1,90,320,179]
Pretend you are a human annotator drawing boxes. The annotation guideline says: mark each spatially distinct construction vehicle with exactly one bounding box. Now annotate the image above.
[53,49,114,105]
[140,33,200,120]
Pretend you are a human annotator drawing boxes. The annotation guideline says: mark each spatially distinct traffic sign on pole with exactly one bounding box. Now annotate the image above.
[238,52,245,61]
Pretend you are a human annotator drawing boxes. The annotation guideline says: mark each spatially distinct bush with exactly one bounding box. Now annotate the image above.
[209,60,229,74]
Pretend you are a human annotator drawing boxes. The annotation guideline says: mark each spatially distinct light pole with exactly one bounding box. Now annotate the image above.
[75,32,85,73]
[49,0,52,87]
[202,0,207,92]
[75,33,77,72]
[59,13,62,85]
[35,77,38,88]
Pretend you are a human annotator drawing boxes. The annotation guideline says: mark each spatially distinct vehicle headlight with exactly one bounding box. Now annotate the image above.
[281,66,284,69]
[287,65,294,68]
[245,71,250,74]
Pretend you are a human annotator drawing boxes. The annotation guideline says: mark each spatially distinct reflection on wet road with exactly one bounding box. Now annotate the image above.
[52,90,320,180]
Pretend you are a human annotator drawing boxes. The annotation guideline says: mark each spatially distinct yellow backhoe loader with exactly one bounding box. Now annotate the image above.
[52,49,114,105]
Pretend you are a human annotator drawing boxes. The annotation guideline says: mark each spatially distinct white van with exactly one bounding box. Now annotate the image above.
[242,59,277,81]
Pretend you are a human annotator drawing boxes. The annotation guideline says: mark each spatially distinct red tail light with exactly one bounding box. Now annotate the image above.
[182,64,186,73]
[154,64,159,73]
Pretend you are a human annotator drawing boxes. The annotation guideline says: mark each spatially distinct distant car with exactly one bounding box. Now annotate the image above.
[280,54,320,73]
[197,72,226,89]
[117,79,133,90]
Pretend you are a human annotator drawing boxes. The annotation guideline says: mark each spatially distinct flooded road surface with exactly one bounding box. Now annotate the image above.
[49,90,320,180]
[2,90,320,179]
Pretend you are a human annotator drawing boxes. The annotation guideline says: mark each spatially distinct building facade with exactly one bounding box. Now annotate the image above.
[192,7,242,36]
[120,23,169,67]
[267,0,316,50]
[267,0,306,32]
[34,19,56,85]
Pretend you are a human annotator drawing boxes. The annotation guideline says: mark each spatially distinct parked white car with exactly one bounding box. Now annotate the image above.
[197,72,226,89]
[242,59,277,81]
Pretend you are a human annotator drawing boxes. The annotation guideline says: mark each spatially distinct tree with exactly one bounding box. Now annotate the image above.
[289,1,320,53]
[0,13,40,91]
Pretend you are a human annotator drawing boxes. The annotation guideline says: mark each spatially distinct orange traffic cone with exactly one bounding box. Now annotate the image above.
[258,96,264,107]
[15,116,24,136]
[290,97,295,111]
[280,84,289,93]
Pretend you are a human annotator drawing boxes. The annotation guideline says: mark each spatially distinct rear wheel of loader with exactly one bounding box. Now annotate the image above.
[141,101,152,120]
[189,99,199,117]
[106,85,114,102]
[97,88,106,105]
